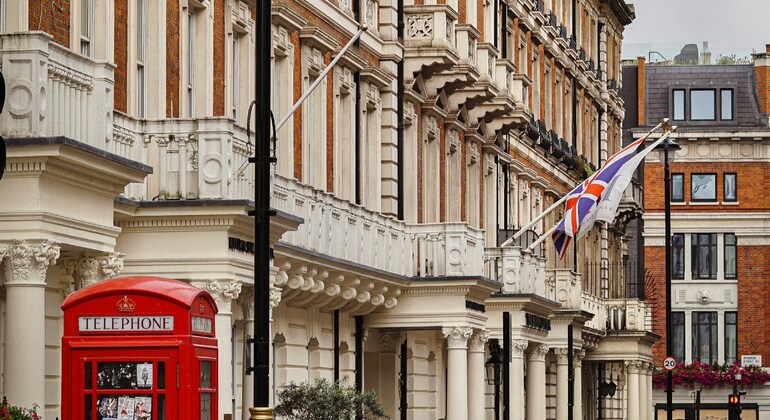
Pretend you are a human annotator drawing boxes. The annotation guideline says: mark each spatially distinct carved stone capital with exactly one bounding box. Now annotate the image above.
[468,329,489,352]
[237,287,255,320]
[195,279,242,313]
[554,348,570,365]
[574,349,586,363]
[625,360,641,374]
[380,332,406,353]
[76,252,125,289]
[442,327,473,349]
[0,240,60,285]
[528,343,549,362]
[511,339,529,358]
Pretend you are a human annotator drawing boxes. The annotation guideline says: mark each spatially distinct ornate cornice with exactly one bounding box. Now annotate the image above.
[0,240,60,285]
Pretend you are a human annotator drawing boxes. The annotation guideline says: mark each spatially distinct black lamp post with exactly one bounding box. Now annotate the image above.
[654,128,680,420]
[486,339,503,420]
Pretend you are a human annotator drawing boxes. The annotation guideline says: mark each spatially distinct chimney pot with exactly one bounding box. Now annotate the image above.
[766,44,770,54]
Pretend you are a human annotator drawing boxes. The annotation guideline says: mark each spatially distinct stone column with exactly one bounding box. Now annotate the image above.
[555,348,569,420]
[0,240,60,410]
[626,361,640,420]
[526,344,549,420]
[379,332,406,418]
[467,329,489,420]
[573,349,585,420]
[195,279,242,420]
[239,290,255,420]
[511,340,529,420]
[643,362,653,420]
[442,327,472,420]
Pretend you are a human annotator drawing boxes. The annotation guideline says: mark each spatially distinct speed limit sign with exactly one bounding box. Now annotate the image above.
[663,356,677,371]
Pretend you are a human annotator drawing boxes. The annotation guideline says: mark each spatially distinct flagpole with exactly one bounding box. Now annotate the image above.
[527,224,559,252]
[500,119,669,249]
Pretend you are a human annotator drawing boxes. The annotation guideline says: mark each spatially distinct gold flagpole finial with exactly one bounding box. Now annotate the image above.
[662,118,671,133]
[670,125,678,133]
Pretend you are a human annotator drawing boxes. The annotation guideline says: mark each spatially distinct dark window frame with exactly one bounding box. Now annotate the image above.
[672,173,684,202]
[692,311,718,364]
[691,233,718,279]
[690,89,717,121]
[724,173,737,202]
[725,311,738,364]
[672,233,685,279]
[672,312,685,364]
[724,233,737,280]
[672,89,686,121]
[691,173,717,202]
[720,88,734,121]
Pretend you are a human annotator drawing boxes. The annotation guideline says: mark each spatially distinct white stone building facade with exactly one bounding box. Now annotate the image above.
[0,0,655,419]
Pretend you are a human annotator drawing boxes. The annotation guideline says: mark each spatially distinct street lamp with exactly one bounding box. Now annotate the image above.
[486,339,503,420]
[599,376,617,399]
[654,126,680,420]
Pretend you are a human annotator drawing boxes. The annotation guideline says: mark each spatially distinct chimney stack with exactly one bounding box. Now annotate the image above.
[754,44,770,116]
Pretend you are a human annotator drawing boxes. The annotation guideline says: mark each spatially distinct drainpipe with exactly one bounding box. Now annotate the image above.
[503,312,511,420]
[397,0,405,220]
[334,310,340,383]
[355,315,364,420]
[567,325,574,420]
[400,335,408,420]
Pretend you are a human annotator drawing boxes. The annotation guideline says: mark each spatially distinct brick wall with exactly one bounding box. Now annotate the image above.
[114,0,128,113]
[29,0,70,48]
[166,0,180,118]
[756,45,770,115]
[738,246,770,363]
[213,0,225,116]
[645,246,666,362]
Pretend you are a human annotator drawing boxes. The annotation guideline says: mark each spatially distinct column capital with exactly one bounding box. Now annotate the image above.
[380,331,406,353]
[625,360,642,373]
[528,343,550,362]
[194,279,242,313]
[468,329,489,352]
[442,327,473,349]
[554,348,569,365]
[511,339,529,358]
[574,349,586,363]
[237,286,255,320]
[0,240,60,285]
[60,252,125,289]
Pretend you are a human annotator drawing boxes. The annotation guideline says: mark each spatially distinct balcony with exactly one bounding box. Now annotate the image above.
[403,5,460,80]
[605,298,652,332]
[546,269,606,331]
[113,115,254,202]
[482,61,531,134]
[484,246,547,296]
[1,32,113,149]
[272,175,485,279]
[423,23,481,96]
[448,42,499,115]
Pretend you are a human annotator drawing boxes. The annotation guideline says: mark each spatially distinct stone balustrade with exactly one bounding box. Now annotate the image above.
[1,32,113,148]
[410,222,485,277]
[484,246,547,295]
[605,298,652,332]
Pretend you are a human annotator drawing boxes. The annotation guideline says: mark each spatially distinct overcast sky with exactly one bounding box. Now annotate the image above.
[622,0,770,59]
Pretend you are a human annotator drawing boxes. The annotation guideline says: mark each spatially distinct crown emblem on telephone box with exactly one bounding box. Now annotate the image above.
[116,295,136,313]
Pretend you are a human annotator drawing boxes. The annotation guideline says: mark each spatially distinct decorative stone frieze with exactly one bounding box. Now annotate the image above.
[442,327,473,349]
[468,329,489,352]
[194,279,242,313]
[0,240,60,284]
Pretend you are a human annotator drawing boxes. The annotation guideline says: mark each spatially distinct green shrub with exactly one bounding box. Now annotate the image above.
[275,378,389,420]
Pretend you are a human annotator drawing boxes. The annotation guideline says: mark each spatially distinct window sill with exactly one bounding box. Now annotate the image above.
[688,201,719,205]
[721,201,739,206]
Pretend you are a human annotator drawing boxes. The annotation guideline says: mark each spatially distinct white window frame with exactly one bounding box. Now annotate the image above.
[136,0,147,118]
[187,8,195,117]
[232,34,239,120]
[80,0,93,56]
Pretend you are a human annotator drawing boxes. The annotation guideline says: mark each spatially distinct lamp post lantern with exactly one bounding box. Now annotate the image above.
[654,123,680,420]
[486,339,503,420]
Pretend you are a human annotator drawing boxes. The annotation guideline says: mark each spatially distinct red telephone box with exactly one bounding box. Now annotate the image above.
[62,276,218,420]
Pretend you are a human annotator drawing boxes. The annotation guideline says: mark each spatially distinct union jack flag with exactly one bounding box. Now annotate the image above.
[551,133,656,259]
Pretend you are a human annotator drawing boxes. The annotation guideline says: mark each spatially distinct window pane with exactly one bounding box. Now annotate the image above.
[672,174,684,201]
[673,90,685,120]
[85,361,93,389]
[725,233,737,279]
[672,233,684,279]
[721,89,733,120]
[97,362,153,389]
[672,312,685,363]
[200,361,212,388]
[85,394,93,420]
[200,393,212,420]
[692,311,718,364]
[691,174,716,201]
[724,173,736,201]
[725,312,737,364]
[691,90,716,120]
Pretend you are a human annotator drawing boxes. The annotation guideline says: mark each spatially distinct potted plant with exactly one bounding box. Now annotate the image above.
[275,378,389,420]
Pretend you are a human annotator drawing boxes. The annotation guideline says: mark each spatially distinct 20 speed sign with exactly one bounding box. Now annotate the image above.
[663,356,677,371]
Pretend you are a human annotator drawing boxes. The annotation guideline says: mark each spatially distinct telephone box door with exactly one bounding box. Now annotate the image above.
[71,348,178,420]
